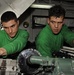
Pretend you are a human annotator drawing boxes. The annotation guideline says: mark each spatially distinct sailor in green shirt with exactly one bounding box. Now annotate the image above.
[0,11,29,57]
[35,5,74,57]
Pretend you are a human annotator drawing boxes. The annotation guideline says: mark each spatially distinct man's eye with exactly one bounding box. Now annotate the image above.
[11,25,15,27]
[4,27,7,29]
[51,21,55,24]
[58,22,63,24]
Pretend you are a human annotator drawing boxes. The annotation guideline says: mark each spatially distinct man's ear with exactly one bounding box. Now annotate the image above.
[63,19,65,24]
[62,19,65,25]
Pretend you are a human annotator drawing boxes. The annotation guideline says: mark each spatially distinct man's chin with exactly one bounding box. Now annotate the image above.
[9,35,15,38]
[53,32,59,34]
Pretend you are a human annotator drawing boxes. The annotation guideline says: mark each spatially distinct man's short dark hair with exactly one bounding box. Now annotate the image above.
[48,5,66,18]
[1,11,18,22]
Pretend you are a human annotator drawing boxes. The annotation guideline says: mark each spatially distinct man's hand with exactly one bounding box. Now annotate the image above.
[0,48,7,55]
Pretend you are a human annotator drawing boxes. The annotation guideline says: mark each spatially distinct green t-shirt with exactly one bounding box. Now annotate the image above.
[0,29,29,55]
[35,24,74,57]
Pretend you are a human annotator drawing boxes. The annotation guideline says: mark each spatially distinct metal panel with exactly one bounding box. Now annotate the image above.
[0,0,35,18]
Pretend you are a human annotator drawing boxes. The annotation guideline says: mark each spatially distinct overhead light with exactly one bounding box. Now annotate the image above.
[30,4,54,9]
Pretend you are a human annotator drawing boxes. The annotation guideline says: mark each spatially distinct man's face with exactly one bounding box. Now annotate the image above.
[48,16,64,34]
[2,19,19,38]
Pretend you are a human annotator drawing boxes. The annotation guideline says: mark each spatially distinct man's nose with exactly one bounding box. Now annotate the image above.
[8,28,12,32]
[55,23,58,28]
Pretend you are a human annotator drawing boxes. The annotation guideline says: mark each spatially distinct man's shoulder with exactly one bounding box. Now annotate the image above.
[18,29,29,36]
[62,24,69,30]
[19,29,28,33]
[62,24,68,28]
[0,30,5,34]
[0,30,6,38]
[36,27,51,40]
[38,25,51,35]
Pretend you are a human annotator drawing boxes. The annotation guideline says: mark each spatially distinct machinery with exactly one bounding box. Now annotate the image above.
[17,48,74,75]
[0,48,74,75]
[0,59,18,75]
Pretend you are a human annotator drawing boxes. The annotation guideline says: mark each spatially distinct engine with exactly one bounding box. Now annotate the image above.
[0,48,74,75]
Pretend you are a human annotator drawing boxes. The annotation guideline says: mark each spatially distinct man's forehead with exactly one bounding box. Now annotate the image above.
[2,20,17,27]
